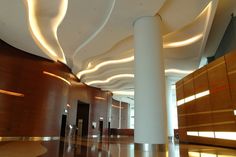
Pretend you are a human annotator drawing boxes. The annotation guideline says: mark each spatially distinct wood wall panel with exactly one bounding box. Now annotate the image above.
[176,50,236,148]
[176,80,184,101]
[0,40,113,137]
[225,50,236,110]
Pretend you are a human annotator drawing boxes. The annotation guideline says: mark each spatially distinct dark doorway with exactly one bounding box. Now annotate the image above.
[99,119,103,137]
[76,101,90,137]
[60,114,67,137]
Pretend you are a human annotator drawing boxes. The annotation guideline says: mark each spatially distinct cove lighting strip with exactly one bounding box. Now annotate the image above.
[77,55,134,79]
[187,131,236,141]
[234,110,236,115]
[43,71,71,85]
[112,91,134,96]
[163,34,203,48]
[188,151,236,157]
[177,90,210,106]
[86,74,134,85]
[0,89,24,97]
[26,0,68,64]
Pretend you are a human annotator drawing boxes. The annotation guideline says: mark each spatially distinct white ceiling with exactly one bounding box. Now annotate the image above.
[1,0,236,103]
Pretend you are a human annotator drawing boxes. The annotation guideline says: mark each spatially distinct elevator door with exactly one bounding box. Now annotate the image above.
[76,101,90,137]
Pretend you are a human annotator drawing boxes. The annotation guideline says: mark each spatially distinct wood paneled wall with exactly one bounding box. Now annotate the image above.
[176,50,236,148]
[0,40,112,137]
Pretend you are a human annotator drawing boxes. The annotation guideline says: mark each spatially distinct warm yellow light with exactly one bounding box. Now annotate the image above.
[0,89,24,97]
[177,90,210,106]
[77,54,134,79]
[187,131,198,136]
[165,69,193,74]
[215,132,236,140]
[95,96,105,100]
[199,131,214,138]
[112,104,124,109]
[164,34,203,48]
[86,74,134,85]
[177,99,185,106]
[201,153,217,157]
[184,95,195,103]
[188,152,200,157]
[195,90,210,98]
[234,110,236,115]
[43,71,71,85]
[112,91,134,96]
[26,0,68,64]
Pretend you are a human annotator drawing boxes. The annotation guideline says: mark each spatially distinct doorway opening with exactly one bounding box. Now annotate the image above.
[60,114,67,137]
[76,101,90,137]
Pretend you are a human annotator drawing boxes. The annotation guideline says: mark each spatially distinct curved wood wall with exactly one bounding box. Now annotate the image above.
[0,40,112,137]
[176,50,236,148]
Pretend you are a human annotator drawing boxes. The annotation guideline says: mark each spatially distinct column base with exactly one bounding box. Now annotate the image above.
[135,143,167,152]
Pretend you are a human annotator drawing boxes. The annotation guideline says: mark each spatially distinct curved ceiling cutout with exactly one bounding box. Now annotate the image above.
[163,34,203,48]
[25,0,67,64]
[86,74,134,86]
[72,0,116,58]
[77,53,134,79]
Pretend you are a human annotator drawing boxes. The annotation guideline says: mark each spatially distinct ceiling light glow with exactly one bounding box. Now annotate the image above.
[86,74,134,85]
[165,69,193,74]
[77,54,134,79]
[26,0,68,64]
[112,91,134,96]
[164,34,203,48]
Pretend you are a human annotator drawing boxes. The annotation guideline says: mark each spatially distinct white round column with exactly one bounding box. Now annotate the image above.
[166,77,174,141]
[134,16,167,146]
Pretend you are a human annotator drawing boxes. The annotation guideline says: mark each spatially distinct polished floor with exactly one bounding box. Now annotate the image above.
[0,137,236,157]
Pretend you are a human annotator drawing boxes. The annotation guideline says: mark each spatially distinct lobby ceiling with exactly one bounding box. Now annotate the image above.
[1,0,236,101]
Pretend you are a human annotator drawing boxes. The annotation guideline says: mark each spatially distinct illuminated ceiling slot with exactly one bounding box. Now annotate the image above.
[26,0,68,64]
[234,110,236,115]
[112,91,134,96]
[77,55,134,79]
[0,89,24,97]
[43,71,71,85]
[165,69,193,74]
[86,74,134,85]
[163,34,203,48]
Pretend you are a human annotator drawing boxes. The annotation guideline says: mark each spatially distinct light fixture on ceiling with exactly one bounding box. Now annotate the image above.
[43,71,71,85]
[25,0,68,64]
[86,74,134,85]
[234,110,236,115]
[0,89,24,97]
[77,54,134,79]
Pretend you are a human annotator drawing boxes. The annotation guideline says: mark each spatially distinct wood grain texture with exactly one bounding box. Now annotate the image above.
[0,40,113,137]
[176,50,236,148]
